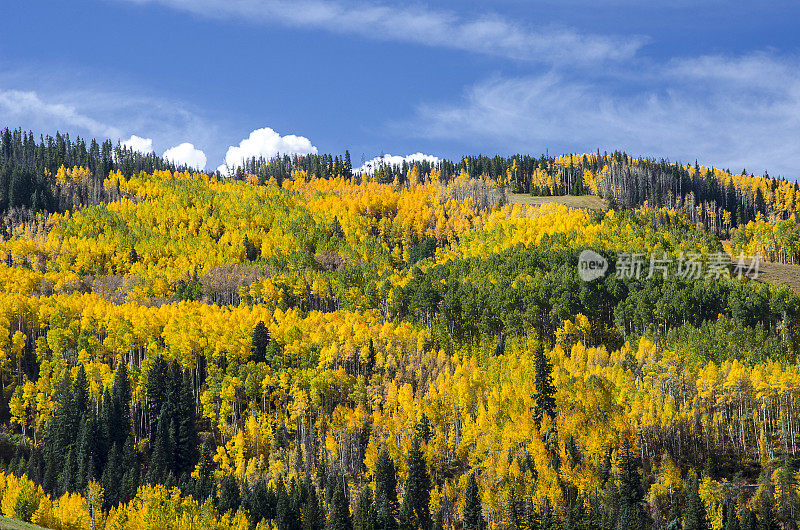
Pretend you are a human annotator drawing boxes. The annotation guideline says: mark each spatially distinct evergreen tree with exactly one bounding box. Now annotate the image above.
[756,465,779,530]
[684,472,709,530]
[353,486,377,530]
[194,441,215,502]
[327,482,352,530]
[101,443,121,511]
[539,497,556,530]
[111,361,132,447]
[740,508,757,530]
[145,356,170,440]
[303,483,326,530]
[277,478,301,530]
[243,477,276,524]
[59,446,77,495]
[758,496,778,530]
[774,456,797,525]
[374,448,399,530]
[463,472,484,530]
[344,151,352,178]
[252,321,270,363]
[119,436,139,504]
[533,345,556,426]
[724,499,740,530]
[217,474,241,515]
[243,235,260,261]
[616,436,647,530]
[75,415,98,492]
[174,369,198,474]
[145,430,168,486]
[400,437,431,530]
[72,365,89,416]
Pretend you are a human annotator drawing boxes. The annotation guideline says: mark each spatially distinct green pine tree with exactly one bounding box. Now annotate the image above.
[724,499,740,530]
[277,477,302,530]
[400,437,431,530]
[375,448,399,530]
[533,345,556,426]
[194,441,214,502]
[326,482,352,530]
[684,471,709,530]
[303,483,325,530]
[740,508,757,530]
[217,474,241,515]
[252,321,270,363]
[616,436,647,530]
[72,365,89,416]
[463,472,484,530]
[353,486,377,530]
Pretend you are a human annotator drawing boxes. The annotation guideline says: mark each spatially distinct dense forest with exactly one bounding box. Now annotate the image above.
[0,127,799,529]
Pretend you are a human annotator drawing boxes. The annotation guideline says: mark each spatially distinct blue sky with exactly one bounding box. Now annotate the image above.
[1,0,799,178]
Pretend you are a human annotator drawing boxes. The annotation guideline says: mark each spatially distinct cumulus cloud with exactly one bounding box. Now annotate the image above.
[116,0,645,64]
[410,53,800,179]
[356,153,440,174]
[122,134,154,154]
[219,127,317,173]
[163,143,207,170]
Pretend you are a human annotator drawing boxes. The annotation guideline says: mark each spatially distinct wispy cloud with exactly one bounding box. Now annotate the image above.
[115,0,645,63]
[0,89,123,139]
[410,53,800,178]
[0,67,220,161]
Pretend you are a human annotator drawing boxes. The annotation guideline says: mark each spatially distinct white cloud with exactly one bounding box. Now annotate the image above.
[116,0,645,64]
[410,54,800,179]
[122,134,154,154]
[356,153,440,174]
[163,143,207,170]
[0,89,122,138]
[0,66,220,163]
[219,127,317,172]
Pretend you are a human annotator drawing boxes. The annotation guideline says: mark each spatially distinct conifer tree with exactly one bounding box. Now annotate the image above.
[303,483,326,530]
[174,370,198,474]
[110,361,132,448]
[463,472,484,530]
[101,443,121,511]
[327,482,352,530]
[724,499,740,530]
[277,477,302,530]
[400,437,431,530]
[774,456,797,525]
[119,435,139,504]
[194,441,214,502]
[758,496,778,530]
[616,435,647,530]
[740,508,757,530]
[145,431,167,486]
[59,446,77,495]
[684,471,709,530]
[353,486,377,530]
[218,474,241,515]
[533,345,556,426]
[252,321,270,364]
[375,448,399,530]
[72,365,89,416]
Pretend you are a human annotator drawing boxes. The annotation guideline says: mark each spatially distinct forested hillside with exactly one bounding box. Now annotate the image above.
[0,128,799,529]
